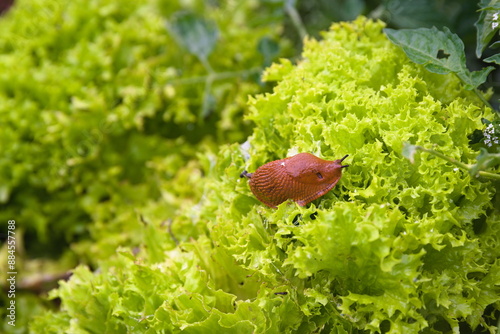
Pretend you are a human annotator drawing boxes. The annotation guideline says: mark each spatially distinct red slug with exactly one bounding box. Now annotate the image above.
[240,153,349,208]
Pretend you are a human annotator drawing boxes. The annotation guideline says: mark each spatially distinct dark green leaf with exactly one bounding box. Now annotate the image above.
[484,53,500,64]
[475,0,500,57]
[489,40,500,48]
[167,11,218,62]
[382,0,451,29]
[384,27,494,89]
[338,0,365,20]
[258,37,280,66]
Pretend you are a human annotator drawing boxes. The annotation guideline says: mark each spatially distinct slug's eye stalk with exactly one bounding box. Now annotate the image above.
[339,154,349,168]
[240,170,252,179]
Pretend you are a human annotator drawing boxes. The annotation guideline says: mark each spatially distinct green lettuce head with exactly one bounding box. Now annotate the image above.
[32,17,500,334]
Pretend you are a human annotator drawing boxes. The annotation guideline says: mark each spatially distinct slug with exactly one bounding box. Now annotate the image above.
[240,153,349,208]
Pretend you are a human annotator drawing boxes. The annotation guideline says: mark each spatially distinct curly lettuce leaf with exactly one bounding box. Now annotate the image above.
[31,17,500,334]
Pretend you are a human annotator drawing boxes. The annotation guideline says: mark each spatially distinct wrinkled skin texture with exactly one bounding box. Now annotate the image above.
[241,153,349,207]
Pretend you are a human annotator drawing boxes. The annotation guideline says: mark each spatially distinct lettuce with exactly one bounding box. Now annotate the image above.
[31,17,500,333]
[0,0,292,331]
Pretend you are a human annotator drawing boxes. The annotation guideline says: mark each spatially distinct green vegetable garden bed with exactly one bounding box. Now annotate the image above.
[0,1,499,333]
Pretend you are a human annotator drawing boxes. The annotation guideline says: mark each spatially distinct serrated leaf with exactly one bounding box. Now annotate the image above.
[384,27,494,90]
[475,0,500,57]
[167,11,218,62]
[470,148,500,176]
[466,66,495,90]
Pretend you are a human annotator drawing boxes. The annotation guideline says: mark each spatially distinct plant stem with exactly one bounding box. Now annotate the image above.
[416,146,470,169]
[473,87,493,110]
[284,0,307,41]
[415,146,500,181]
[199,56,214,74]
[472,168,500,181]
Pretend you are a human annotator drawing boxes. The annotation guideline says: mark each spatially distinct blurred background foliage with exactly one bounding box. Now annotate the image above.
[0,0,498,333]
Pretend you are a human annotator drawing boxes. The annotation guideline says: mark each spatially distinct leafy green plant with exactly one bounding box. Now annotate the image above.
[2,0,499,333]
[384,27,494,92]
[403,143,500,180]
[0,0,294,331]
[384,0,500,183]
[0,0,291,253]
[31,17,500,333]
[476,0,500,59]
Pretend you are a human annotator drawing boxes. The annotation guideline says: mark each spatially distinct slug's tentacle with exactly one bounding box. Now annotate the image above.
[340,155,349,168]
[240,170,252,179]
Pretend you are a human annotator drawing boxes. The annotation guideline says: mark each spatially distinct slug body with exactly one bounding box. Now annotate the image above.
[241,153,349,208]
